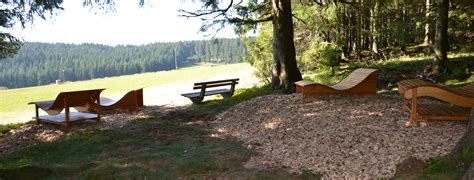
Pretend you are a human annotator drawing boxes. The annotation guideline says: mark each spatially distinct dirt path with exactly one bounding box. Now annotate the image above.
[0,67,260,125]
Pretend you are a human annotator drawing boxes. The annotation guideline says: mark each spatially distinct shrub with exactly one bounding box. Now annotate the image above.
[302,41,342,75]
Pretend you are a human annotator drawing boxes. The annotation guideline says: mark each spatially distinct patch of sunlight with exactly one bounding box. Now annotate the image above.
[217,128,227,133]
[264,117,282,130]
[448,52,474,58]
[368,112,384,116]
[209,133,223,138]
[303,112,320,117]
[443,75,474,86]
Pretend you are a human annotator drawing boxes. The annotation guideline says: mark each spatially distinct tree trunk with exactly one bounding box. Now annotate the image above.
[400,5,407,52]
[446,108,474,175]
[355,4,362,61]
[371,1,379,54]
[271,0,302,92]
[425,0,450,76]
[424,0,432,46]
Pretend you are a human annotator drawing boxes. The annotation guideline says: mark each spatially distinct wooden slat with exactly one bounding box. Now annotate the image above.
[415,103,470,120]
[330,68,377,90]
[452,83,474,97]
[398,79,433,93]
[295,68,377,96]
[194,79,239,86]
[398,79,474,98]
[181,89,231,98]
[194,81,237,89]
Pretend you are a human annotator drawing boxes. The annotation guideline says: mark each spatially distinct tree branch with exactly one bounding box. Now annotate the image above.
[292,14,307,26]
[179,0,234,18]
[229,15,273,25]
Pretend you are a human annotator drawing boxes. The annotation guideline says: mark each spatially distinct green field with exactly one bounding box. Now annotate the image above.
[0,63,252,113]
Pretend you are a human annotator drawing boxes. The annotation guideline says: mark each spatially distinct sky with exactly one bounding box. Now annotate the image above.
[11,0,238,46]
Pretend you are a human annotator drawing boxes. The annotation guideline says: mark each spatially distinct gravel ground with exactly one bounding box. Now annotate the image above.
[214,94,467,178]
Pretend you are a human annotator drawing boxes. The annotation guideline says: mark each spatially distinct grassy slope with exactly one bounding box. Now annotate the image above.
[0,63,251,113]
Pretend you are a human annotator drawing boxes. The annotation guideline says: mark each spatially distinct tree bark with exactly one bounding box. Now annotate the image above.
[400,5,407,52]
[271,0,302,92]
[371,0,379,54]
[446,108,474,175]
[425,0,450,76]
[355,2,362,61]
[424,0,432,46]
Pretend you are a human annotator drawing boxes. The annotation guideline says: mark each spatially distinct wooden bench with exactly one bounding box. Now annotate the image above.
[295,68,378,96]
[181,78,239,103]
[28,89,104,128]
[398,79,474,123]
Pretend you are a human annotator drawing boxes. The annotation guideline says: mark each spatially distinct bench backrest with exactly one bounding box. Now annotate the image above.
[193,79,239,90]
[48,89,105,110]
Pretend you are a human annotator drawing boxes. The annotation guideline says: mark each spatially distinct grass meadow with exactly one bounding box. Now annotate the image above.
[0,63,251,113]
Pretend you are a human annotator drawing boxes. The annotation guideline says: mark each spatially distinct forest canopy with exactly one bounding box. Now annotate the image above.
[0,39,247,89]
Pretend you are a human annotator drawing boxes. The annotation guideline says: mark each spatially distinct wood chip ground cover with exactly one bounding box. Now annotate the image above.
[215,94,466,178]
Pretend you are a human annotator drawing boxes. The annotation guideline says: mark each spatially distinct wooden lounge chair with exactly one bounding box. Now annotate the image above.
[398,79,474,123]
[28,89,104,128]
[94,88,144,111]
[295,68,378,96]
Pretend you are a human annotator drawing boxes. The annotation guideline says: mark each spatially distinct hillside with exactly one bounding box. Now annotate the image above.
[0,38,247,89]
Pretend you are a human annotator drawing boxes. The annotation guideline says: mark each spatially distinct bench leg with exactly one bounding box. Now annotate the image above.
[35,105,40,124]
[65,107,71,128]
[403,97,409,112]
[410,88,418,124]
[190,97,204,104]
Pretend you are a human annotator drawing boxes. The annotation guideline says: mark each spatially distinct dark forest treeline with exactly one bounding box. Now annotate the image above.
[0,38,247,89]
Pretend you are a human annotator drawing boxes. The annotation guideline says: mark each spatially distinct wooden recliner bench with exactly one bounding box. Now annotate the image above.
[94,88,144,111]
[181,78,239,103]
[295,68,378,96]
[398,79,474,123]
[28,89,104,128]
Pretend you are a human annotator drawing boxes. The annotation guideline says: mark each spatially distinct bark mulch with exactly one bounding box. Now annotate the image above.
[214,94,466,178]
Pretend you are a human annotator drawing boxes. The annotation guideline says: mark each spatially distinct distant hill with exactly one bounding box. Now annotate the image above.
[0,38,247,88]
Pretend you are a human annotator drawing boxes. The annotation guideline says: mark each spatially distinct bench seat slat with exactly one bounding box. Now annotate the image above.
[414,103,470,120]
[181,89,231,98]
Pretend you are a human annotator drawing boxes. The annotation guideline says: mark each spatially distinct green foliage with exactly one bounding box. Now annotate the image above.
[442,65,471,81]
[0,39,247,89]
[423,158,451,174]
[303,68,351,85]
[0,0,63,59]
[302,41,342,74]
[420,157,464,179]
[243,23,273,84]
[460,147,474,168]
